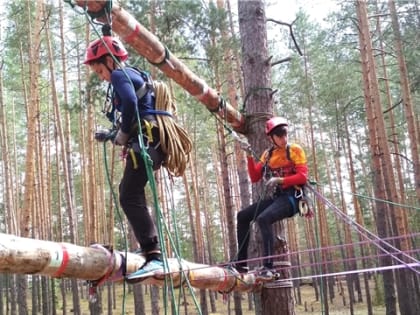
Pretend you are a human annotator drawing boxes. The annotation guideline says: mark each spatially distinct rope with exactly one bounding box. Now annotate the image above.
[307,185,420,275]
[153,81,192,177]
[279,263,420,284]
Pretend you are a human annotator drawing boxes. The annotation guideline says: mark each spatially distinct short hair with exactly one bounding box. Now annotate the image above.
[270,125,288,137]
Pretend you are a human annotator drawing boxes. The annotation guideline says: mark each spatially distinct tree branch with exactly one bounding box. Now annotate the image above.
[267,18,303,56]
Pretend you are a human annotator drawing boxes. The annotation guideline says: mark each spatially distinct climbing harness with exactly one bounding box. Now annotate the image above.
[132,67,155,99]
[294,185,314,218]
[100,66,192,177]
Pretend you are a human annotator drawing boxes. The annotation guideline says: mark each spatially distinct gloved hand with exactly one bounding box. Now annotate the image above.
[239,139,253,155]
[114,130,129,146]
[95,129,116,142]
[265,177,282,189]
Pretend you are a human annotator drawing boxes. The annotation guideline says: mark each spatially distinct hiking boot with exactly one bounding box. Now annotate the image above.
[228,261,249,274]
[126,259,164,282]
[255,266,275,281]
[234,265,249,274]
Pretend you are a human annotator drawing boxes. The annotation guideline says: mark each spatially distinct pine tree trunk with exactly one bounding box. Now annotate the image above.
[201,166,218,314]
[192,160,209,314]
[304,41,331,315]
[237,1,294,314]
[343,116,373,315]
[215,1,252,311]
[151,286,160,315]
[355,2,397,314]
[388,0,420,203]
[0,26,17,236]
[133,284,146,315]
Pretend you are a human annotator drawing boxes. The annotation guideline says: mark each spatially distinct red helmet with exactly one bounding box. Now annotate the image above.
[265,117,288,135]
[84,36,128,64]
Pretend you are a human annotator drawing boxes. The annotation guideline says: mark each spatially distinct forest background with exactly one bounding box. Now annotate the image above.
[0,0,419,315]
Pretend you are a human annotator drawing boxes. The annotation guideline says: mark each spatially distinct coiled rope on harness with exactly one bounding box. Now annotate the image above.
[153,81,192,177]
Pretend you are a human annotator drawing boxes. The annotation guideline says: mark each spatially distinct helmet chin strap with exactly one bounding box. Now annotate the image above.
[104,57,122,75]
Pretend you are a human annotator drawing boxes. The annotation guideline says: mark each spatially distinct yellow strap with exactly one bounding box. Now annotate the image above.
[129,148,138,169]
[144,120,154,144]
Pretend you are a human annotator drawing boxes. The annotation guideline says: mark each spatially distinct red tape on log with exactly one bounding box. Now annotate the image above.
[124,24,140,43]
[53,244,69,277]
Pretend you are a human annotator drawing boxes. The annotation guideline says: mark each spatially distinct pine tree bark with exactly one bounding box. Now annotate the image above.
[303,37,331,315]
[237,1,294,314]
[388,0,420,203]
[343,114,373,315]
[0,28,17,236]
[355,2,397,314]
[215,0,251,311]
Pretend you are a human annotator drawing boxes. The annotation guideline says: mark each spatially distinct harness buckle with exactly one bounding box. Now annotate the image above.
[143,120,154,145]
[294,186,303,199]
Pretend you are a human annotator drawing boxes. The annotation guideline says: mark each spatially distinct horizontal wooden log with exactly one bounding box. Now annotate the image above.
[138,259,262,293]
[73,0,246,133]
[0,233,144,280]
[0,233,272,293]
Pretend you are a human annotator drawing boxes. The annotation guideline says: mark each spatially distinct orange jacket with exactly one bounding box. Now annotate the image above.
[247,143,308,189]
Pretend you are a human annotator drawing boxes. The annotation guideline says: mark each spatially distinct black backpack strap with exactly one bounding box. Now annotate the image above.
[286,143,291,161]
[262,146,275,180]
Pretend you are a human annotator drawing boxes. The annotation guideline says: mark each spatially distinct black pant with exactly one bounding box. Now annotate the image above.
[236,192,298,268]
[119,130,165,255]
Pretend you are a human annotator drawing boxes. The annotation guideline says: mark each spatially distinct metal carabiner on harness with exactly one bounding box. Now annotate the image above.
[294,186,303,199]
[298,198,309,216]
[294,185,310,217]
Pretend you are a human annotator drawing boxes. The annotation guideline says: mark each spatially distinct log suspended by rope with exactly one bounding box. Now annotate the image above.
[73,0,246,133]
[0,233,287,293]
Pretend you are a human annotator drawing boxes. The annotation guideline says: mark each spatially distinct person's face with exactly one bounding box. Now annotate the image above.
[271,133,288,148]
[89,57,113,82]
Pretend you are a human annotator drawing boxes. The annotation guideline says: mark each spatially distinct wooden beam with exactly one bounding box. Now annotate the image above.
[73,0,246,133]
[0,233,268,293]
[0,232,142,280]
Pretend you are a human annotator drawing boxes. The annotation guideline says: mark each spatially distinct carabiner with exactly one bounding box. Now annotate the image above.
[294,186,303,199]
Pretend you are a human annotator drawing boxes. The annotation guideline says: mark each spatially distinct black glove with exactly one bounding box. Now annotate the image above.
[95,129,116,142]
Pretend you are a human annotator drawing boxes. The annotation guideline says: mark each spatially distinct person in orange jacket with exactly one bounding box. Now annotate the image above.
[235,116,308,280]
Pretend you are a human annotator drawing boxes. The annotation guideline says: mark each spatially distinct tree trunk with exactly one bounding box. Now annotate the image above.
[133,284,146,315]
[343,114,373,315]
[216,1,251,311]
[387,0,420,203]
[237,1,294,314]
[0,20,18,236]
[355,2,397,314]
[303,35,331,315]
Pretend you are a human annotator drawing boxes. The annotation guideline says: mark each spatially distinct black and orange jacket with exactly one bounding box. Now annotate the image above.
[247,143,308,189]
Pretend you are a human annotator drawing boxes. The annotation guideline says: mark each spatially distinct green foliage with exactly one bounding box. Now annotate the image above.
[0,4,418,312]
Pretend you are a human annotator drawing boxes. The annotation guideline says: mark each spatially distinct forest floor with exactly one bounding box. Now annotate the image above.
[75,280,392,315]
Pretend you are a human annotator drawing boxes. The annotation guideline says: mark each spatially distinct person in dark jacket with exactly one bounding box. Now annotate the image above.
[85,35,165,280]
